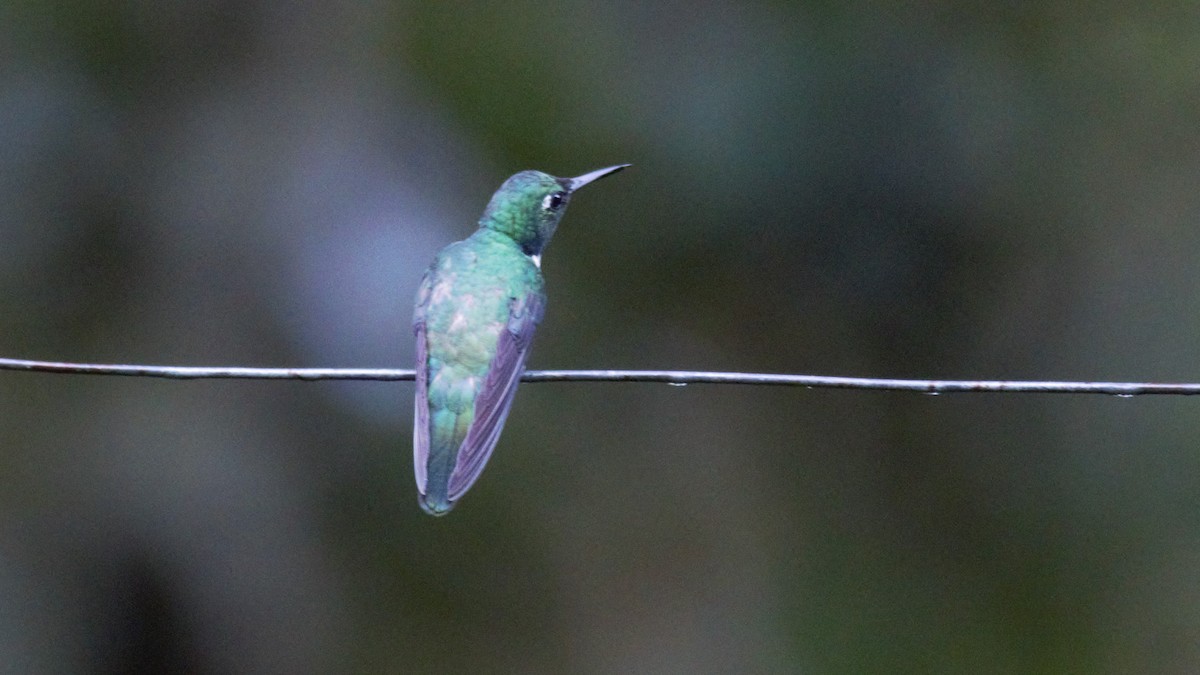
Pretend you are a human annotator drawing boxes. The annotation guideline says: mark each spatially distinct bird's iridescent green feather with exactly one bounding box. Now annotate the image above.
[414,230,544,515]
[412,165,628,515]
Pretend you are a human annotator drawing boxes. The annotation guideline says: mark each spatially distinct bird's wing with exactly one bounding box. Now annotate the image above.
[446,291,545,500]
[412,270,433,495]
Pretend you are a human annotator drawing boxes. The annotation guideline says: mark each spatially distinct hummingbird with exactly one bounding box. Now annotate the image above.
[412,164,629,516]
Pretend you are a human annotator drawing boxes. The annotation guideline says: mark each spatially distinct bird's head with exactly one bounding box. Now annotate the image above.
[479,164,629,256]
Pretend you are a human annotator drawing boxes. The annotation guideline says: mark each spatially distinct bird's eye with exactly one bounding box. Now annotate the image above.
[543,192,567,211]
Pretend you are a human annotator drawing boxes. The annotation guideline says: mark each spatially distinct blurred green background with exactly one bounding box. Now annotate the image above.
[2,1,1200,673]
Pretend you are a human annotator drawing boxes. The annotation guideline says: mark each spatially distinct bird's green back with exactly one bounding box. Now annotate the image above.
[416,229,545,509]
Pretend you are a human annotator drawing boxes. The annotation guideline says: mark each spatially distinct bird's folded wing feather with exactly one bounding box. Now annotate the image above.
[412,271,433,494]
[447,292,544,500]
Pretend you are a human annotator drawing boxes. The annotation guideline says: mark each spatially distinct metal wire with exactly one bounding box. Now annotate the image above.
[1,357,1197,395]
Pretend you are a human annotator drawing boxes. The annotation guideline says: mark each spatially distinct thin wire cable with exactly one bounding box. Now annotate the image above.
[0,356,1197,395]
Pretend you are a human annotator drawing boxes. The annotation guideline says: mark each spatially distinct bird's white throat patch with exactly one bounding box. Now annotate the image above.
[531,254,542,269]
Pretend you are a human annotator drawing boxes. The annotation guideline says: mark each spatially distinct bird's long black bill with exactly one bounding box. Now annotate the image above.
[568,164,631,191]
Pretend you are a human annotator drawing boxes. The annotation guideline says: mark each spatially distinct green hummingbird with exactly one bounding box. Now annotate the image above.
[413,164,629,516]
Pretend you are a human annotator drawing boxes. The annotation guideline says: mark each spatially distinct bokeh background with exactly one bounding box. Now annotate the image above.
[2,1,1200,673]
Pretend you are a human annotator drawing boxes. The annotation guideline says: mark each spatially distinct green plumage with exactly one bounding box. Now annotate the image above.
[417,230,544,510]
[413,165,629,515]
